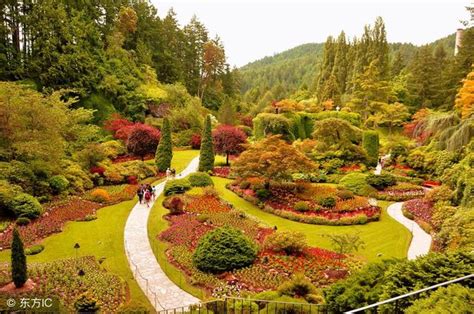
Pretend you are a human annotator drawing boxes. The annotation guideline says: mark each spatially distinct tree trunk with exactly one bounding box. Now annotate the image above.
[226,153,229,166]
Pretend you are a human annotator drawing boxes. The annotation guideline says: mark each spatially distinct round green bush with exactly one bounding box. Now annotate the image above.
[164,178,191,196]
[193,227,257,273]
[10,193,43,219]
[318,196,336,208]
[16,217,31,226]
[25,244,44,255]
[256,189,271,200]
[188,172,213,187]
[366,173,396,190]
[49,175,70,194]
[336,189,354,200]
[294,201,310,212]
[339,173,376,196]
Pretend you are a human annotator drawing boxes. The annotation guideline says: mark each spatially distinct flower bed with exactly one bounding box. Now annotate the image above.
[0,197,101,248]
[0,257,126,311]
[227,182,381,225]
[377,183,425,201]
[158,193,350,296]
[212,166,231,178]
[402,198,434,225]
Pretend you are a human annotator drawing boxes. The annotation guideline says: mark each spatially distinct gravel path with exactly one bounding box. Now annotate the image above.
[124,156,200,312]
[387,202,432,260]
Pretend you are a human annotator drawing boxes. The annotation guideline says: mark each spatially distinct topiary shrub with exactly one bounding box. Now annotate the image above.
[362,131,379,167]
[90,189,110,203]
[339,173,376,196]
[49,175,70,194]
[278,274,318,298]
[336,189,354,200]
[263,231,307,255]
[198,115,215,172]
[193,226,257,273]
[164,178,191,196]
[294,201,310,212]
[25,244,44,255]
[16,217,31,226]
[10,193,43,219]
[366,173,396,190]
[188,172,213,187]
[318,196,336,208]
[11,229,27,288]
[74,294,100,313]
[155,118,173,172]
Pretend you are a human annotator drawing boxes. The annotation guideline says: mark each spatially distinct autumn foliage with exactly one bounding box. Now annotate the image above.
[126,124,161,160]
[212,124,247,165]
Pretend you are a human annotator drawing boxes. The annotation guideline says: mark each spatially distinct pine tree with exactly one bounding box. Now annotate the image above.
[198,115,215,172]
[11,229,27,288]
[155,118,173,172]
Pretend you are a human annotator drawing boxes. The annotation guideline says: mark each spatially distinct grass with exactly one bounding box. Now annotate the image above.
[212,177,411,262]
[0,150,200,310]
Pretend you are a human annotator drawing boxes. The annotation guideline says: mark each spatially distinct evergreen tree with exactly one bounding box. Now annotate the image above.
[408,46,437,108]
[198,115,215,172]
[155,118,173,172]
[11,228,27,288]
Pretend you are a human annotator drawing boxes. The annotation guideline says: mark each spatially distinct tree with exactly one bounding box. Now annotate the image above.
[232,135,316,181]
[362,131,379,167]
[126,124,161,160]
[455,68,474,120]
[324,233,365,255]
[378,102,410,134]
[212,125,247,165]
[198,115,215,172]
[155,118,173,171]
[11,228,27,288]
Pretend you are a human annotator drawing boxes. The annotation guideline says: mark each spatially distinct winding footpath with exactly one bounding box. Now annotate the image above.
[124,156,200,312]
[374,156,432,260]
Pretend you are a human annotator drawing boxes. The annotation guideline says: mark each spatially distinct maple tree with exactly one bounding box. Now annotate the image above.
[126,124,161,160]
[212,125,247,165]
[455,68,474,120]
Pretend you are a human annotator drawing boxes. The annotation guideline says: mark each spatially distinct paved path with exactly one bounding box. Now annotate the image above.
[387,202,432,260]
[124,157,200,312]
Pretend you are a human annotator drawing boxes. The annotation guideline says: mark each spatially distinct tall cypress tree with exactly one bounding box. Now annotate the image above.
[11,229,27,288]
[198,115,215,172]
[155,118,173,172]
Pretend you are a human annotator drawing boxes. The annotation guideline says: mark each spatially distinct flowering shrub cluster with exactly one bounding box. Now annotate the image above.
[158,191,350,295]
[212,166,231,178]
[377,183,425,201]
[0,197,100,248]
[403,198,434,225]
[0,257,125,311]
[228,181,380,225]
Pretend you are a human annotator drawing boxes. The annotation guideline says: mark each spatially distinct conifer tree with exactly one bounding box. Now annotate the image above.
[198,115,215,172]
[11,229,27,288]
[155,118,173,172]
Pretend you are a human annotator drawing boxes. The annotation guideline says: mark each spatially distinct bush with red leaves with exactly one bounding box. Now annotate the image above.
[190,133,201,149]
[126,124,161,160]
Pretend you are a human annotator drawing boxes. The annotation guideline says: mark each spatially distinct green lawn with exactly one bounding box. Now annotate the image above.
[212,177,411,262]
[0,150,200,310]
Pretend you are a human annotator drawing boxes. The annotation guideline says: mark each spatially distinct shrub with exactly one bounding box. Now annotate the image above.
[190,133,201,149]
[188,172,213,187]
[278,274,318,298]
[16,217,31,226]
[11,193,43,219]
[263,231,307,255]
[0,180,23,215]
[164,179,191,196]
[262,295,310,314]
[256,189,271,200]
[90,189,111,203]
[163,196,185,215]
[239,180,251,189]
[294,201,310,212]
[339,173,376,196]
[405,284,473,314]
[74,294,100,313]
[336,189,354,200]
[11,229,27,288]
[25,244,44,255]
[362,131,379,167]
[366,173,396,190]
[81,214,97,222]
[318,196,336,208]
[193,227,257,273]
[426,185,453,203]
[49,175,70,194]
[155,118,173,172]
[198,115,215,172]
[228,300,259,313]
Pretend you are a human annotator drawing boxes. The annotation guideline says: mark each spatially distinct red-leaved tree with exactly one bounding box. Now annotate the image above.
[126,124,161,160]
[190,134,202,149]
[212,125,247,165]
[104,114,134,141]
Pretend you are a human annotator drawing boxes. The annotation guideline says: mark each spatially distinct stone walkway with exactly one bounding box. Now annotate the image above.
[387,202,432,260]
[124,156,200,312]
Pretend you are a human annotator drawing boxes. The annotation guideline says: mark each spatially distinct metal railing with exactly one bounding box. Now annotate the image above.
[345,273,474,313]
[158,297,327,314]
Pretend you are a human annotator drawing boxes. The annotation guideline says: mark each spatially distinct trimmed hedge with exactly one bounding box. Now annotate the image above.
[10,193,43,219]
[366,173,396,190]
[193,226,257,273]
[339,173,377,197]
[188,172,213,187]
[362,131,379,167]
[164,178,191,196]
[25,244,44,255]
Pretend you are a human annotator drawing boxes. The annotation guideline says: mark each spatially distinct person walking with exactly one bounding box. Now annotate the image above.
[166,168,171,179]
[137,186,144,204]
[144,189,151,208]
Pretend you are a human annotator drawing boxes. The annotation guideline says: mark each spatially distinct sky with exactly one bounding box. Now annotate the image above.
[151,0,472,67]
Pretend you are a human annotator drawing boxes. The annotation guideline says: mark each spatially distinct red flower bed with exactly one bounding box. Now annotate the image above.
[212,166,231,178]
[160,214,214,249]
[403,198,434,224]
[186,195,230,214]
[90,166,105,175]
[0,198,100,248]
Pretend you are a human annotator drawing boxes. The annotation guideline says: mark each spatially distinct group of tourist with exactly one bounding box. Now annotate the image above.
[165,168,177,178]
[136,184,155,207]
